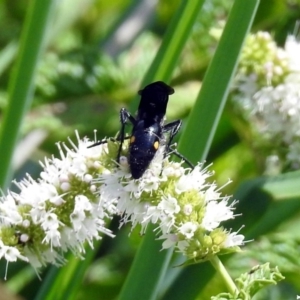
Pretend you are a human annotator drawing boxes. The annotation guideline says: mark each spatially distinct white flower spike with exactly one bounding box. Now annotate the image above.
[0,131,244,277]
[233,31,300,171]
[0,132,116,277]
[98,142,244,263]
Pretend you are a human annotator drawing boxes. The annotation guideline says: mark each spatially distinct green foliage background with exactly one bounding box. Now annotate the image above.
[0,0,300,299]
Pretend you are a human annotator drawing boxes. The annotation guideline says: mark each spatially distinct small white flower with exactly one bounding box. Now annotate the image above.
[41,212,61,231]
[84,174,93,183]
[74,195,93,212]
[0,193,23,224]
[204,183,221,202]
[223,232,245,247]
[162,162,184,177]
[159,214,176,233]
[70,210,86,230]
[20,234,29,243]
[175,164,211,194]
[43,229,61,249]
[123,179,142,198]
[0,241,28,263]
[202,199,234,231]
[159,233,178,249]
[118,155,128,165]
[22,220,30,228]
[285,35,300,72]
[60,182,71,192]
[183,204,193,215]
[178,222,198,239]
[157,196,180,215]
[51,195,66,206]
[177,240,189,253]
[140,173,161,193]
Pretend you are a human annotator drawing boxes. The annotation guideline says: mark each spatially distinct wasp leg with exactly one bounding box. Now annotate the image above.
[162,120,194,169]
[161,119,182,161]
[117,108,136,161]
[162,119,182,149]
[88,107,135,150]
[88,138,112,148]
[168,145,195,169]
[88,136,131,149]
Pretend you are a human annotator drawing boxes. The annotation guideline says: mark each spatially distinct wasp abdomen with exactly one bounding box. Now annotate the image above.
[129,127,161,179]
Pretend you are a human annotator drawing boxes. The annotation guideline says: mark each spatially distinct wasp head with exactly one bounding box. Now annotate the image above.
[137,81,174,121]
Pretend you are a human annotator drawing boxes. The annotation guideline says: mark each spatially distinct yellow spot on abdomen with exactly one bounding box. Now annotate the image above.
[153,141,159,150]
[130,136,135,144]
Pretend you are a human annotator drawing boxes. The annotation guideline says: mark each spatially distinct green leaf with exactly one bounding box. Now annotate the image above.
[35,242,99,300]
[262,170,300,200]
[211,263,285,300]
[236,170,300,239]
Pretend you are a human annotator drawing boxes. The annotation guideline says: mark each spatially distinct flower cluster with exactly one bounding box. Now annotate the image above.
[232,31,300,171]
[0,132,116,276]
[0,132,244,276]
[98,145,244,263]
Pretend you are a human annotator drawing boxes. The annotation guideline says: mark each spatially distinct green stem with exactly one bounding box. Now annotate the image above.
[209,256,237,295]
[0,0,55,189]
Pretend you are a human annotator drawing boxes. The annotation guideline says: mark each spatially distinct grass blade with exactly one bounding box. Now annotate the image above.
[178,0,260,163]
[119,1,205,300]
[162,0,260,299]
[0,0,55,189]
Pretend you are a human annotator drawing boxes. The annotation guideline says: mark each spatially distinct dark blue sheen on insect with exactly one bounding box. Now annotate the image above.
[129,120,162,179]
[89,81,194,179]
[123,81,180,179]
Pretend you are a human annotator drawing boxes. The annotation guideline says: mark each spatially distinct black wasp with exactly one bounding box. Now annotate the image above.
[90,81,193,179]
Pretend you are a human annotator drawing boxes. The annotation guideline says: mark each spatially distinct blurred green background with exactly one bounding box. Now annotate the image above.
[1,0,300,299]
